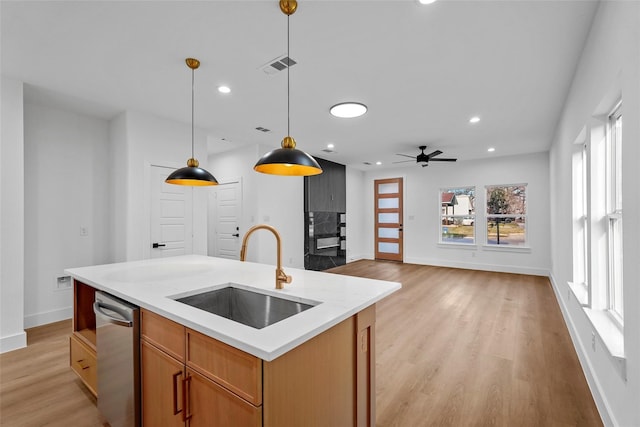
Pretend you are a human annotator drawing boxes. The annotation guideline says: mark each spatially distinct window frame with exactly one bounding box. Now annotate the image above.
[485,184,528,248]
[605,101,623,326]
[439,187,476,245]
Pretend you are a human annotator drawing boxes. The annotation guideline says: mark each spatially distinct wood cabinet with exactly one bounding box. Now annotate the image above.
[304,157,346,213]
[141,305,377,427]
[69,280,98,397]
[141,339,185,427]
[140,309,263,426]
[71,288,378,426]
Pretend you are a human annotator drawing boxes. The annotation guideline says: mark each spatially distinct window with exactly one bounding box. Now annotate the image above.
[571,138,589,303]
[439,187,475,244]
[485,184,527,246]
[606,102,623,323]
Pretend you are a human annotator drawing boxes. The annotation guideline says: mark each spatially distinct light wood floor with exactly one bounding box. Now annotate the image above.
[0,261,601,426]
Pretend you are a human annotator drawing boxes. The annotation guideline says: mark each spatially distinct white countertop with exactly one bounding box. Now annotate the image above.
[65,255,401,361]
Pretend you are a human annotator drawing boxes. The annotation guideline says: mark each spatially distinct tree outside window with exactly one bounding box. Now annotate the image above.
[486,184,527,246]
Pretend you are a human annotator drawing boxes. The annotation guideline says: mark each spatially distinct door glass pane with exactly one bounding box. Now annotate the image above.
[378,183,398,194]
[378,228,399,239]
[378,213,399,224]
[378,198,399,209]
[378,242,399,254]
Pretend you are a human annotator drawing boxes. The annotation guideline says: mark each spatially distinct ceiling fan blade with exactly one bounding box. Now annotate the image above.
[429,158,457,162]
[392,160,414,164]
[395,153,416,159]
[426,150,443,159]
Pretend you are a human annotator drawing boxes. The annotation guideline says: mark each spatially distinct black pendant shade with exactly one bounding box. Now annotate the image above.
[254,136,322,176]
[254,0,322,177]
[166,58,218,187]
[166,158,218,186]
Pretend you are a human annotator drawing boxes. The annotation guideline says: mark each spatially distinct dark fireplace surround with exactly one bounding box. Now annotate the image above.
[304,158,346,271]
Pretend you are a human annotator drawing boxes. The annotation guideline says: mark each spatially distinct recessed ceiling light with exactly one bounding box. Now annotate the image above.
[327,143,334,149]
[418,0,437,4]
[469,116,480,124]
[376,161,382,165]
[330,102,367,118]
[488,147,496,152]
[218,86,231,94]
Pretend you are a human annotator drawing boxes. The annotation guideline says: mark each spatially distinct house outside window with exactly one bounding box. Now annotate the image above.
[486,184,527,246]
[440,187,475,244]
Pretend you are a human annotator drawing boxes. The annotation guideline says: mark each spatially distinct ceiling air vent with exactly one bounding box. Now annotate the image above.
[260,55,297,75]
[255,127,271,133]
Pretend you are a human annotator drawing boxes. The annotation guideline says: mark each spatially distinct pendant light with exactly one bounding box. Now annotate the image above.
[254,0,322,176]
[166,58,218,186]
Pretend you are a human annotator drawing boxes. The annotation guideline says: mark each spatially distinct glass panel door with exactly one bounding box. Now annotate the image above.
[374,177,403,262]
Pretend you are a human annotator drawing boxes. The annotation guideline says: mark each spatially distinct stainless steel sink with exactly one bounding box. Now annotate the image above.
[174,285,318,329]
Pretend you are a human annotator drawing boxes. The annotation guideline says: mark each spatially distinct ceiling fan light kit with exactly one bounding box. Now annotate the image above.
[254,0,322,177]
[165,58,219,186]
[394,145,457,167]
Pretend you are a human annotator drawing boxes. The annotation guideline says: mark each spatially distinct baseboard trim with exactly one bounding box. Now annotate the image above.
[0,331,27,354]
[548,272,614,427]
[24,307,72,329]
[404,257,549,276]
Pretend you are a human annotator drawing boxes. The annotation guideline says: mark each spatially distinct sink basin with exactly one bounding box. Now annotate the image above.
[174,285,318,329]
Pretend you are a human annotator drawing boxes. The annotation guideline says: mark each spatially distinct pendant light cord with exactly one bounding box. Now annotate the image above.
[287,13,290,137]
[191,66,195,160]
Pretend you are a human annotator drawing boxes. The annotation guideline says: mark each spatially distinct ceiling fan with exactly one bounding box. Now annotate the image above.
[394,146,457,167]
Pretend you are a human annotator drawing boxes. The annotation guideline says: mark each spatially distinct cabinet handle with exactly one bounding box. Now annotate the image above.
[182,375,193,422]
[172,371,183,415]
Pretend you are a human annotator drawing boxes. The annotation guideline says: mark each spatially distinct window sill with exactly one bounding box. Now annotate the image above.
[568,281,589,306]
[481,245,531,253]
[583,308,626,380]
[437,242,477,250]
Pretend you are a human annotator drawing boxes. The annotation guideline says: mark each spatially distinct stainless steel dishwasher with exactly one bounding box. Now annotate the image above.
[94,291,140,427]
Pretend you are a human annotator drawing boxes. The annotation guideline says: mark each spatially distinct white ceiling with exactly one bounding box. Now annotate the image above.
[1,0,598,170]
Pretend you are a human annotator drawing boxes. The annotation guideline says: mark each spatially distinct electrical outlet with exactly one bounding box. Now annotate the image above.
[55,276,72,291]
[591,332,596,352]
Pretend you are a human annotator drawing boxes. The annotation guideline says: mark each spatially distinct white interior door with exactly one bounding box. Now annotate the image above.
[211,181,241,260]
[150,165,193,258]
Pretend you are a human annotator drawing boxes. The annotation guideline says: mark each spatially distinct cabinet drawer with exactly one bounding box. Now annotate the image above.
[186,329,262,406]
[141,309,185,362]
[69,334,97,397]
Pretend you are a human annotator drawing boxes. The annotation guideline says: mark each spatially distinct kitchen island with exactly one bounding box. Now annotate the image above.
[66,254,401,426]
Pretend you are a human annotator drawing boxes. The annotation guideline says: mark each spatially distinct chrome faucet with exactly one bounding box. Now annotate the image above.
[240,224,292,290]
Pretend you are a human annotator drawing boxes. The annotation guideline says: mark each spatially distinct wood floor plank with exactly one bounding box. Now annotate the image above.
[329,260,603,427]
[1,262,601,426]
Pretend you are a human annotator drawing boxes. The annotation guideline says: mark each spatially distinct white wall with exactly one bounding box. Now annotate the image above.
[208,144,305,269]
[361,152,551,275]
[345,166,367,262]
[111,110,209,262]
[548,1,640,426]
[23,103,112,328]
[0,76,27,352]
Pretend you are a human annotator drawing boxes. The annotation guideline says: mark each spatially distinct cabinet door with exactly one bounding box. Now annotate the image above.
[187,368,262,427]
[330,161,346,212]
[141,340,185,427]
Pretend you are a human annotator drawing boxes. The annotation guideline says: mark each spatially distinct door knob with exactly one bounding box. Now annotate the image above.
[152,243,166,248]
[232,233,240,237]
